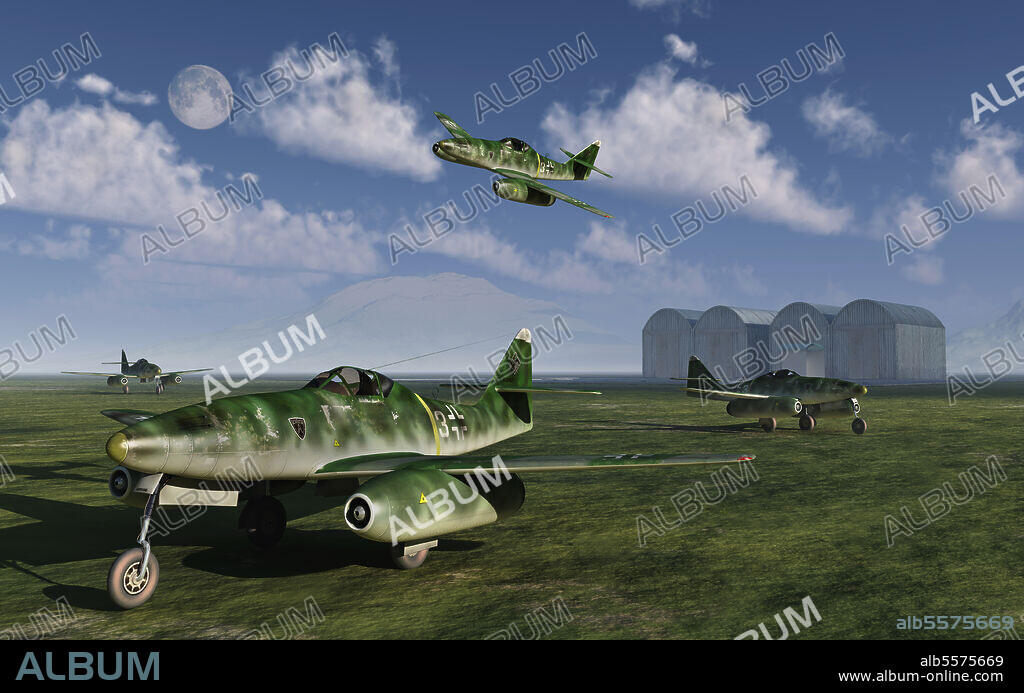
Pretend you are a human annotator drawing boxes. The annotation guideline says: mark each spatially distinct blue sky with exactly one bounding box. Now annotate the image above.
[2,0,1024,372]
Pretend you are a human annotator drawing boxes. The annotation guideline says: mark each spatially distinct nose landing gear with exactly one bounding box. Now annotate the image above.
[108,475,168,609]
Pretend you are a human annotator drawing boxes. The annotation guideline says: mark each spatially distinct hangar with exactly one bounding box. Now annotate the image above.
[642,299,945,383]
[641,308,703,378]
[693,306,777,383]
[768,302,841,377]
[827,299,945,383]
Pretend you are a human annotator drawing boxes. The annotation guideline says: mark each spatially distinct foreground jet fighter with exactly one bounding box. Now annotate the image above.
[678,356,869,434]
[431,111,614,217]
[99,329,752,608]
[63,350,212,394]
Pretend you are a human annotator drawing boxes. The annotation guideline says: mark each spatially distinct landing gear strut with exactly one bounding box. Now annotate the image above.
[239,496,287,549]
[391,540,437,570]
[108,475,168,609]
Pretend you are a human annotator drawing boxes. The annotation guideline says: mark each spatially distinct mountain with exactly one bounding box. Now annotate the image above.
[127,273,622,375]
[946,299,1024,372]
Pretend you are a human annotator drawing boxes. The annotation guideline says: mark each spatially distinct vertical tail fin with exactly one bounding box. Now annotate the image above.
[686,356,723,398]
[569,141,602,181]
[120,350,129,374]
[479,328,533,424]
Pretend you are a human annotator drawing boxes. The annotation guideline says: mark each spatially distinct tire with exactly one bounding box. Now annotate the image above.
[108,547,159,609]
[392,546,429,570]
[799,414,816,431]
[240,496,287,549]
[759,417,777,433]
[852,417,867,435]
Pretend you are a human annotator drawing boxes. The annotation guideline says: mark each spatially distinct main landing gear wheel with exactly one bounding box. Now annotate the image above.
[852,417,867,435]
[799,414,816,431]
[759,417,777,433]
[122,385,130,394]
[240,496,287,549]
[107,547,159,610]
[391,546,430,570]
[155,382,164,394]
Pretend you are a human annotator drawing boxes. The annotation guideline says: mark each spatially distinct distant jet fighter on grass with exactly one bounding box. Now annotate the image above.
[678,356,869,434]
[431,111,614,217]
[97,329,752,608]
[63,350,211,394]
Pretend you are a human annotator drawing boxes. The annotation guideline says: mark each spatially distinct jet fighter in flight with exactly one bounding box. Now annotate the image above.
[678,356,869,434]
[431,111,614,217]
[98,329,753,608]
[63,350,211,394]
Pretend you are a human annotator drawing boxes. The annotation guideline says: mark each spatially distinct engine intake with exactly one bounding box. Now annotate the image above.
[343,467,524,544]
[493,178,556,207]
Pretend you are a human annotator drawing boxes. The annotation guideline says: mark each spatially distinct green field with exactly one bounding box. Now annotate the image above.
[0,376,1020,640]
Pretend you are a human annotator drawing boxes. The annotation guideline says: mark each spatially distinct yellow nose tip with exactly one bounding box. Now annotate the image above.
[106,432,128,463]
[854,385,868,396]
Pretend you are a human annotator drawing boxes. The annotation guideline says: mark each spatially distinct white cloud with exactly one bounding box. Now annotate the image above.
[540,64,851,234]
[0,222,92,260]
[663,34,708,67]
[801,90,888,157]
[238,41,440,182]
[630,0,710,18]
[75,73,158,106]
[0,100,384,299]
[373,36,398,77]
[902,255,945,285]
[937,120,1024,218]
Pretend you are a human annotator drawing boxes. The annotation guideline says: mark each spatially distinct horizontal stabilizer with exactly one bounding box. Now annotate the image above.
[101,409,157,425]
[559,147,613,178]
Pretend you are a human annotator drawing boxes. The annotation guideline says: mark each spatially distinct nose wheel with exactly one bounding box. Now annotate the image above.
[108,474,168,609]
[852,417,867,435]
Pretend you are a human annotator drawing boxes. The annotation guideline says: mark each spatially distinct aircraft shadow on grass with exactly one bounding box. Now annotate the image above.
[584,420,756,434]
[0,486,482,609]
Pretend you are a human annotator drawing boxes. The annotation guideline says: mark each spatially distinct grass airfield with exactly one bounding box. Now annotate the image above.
[0,375,1020,640]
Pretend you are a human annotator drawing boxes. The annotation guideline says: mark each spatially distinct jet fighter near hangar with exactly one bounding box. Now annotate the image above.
[431,111,614,217]
[63,350,211,394]
[678,356,869,434]
[98,329,753,608]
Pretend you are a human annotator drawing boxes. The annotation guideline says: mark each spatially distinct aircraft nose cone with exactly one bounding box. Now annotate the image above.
[106,432,128,464]
[853,384,867,396]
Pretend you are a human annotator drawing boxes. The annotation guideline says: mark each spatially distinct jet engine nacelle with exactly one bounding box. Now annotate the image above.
[727,396,803,419]
[806,397,859,419]
[343,467,525,544]
[161,375,183,385]
[107,375,130,387]
[493,178,556,207]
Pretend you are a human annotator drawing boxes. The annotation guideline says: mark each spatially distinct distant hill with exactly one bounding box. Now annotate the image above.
[946,299,1024,372]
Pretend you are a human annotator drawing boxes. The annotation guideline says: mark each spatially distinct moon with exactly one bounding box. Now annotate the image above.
[167,65,232,130]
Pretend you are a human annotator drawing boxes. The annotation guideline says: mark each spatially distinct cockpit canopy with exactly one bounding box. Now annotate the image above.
[769,369,799,378]
[501,137,531,153]
[303,366,394,397]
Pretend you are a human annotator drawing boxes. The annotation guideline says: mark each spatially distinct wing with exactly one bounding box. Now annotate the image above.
[681,387,769,402]
[61,371,139,378]
[492,168,613,218]
[433,111,472,139]
[101,409,157,425]
[159,368,213,378]
[315,452,754,477]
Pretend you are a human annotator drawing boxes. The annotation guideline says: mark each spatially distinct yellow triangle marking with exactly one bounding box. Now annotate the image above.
[419,493,427,504]
[334,439,340,447]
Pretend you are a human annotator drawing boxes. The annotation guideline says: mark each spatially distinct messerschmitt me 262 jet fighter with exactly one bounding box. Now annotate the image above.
[431,111,614,218]
[679,356,869,434]
[99,330,753,608]
[63,350,211,394]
